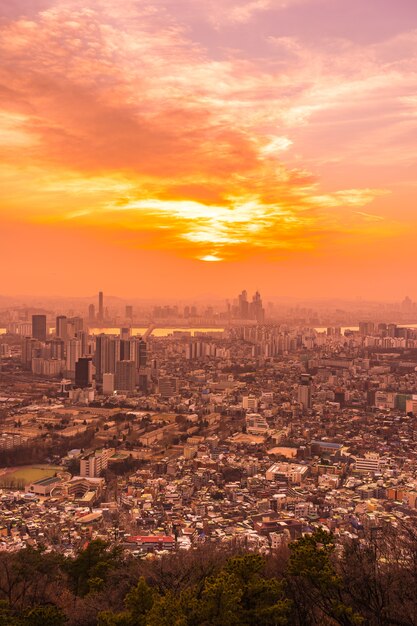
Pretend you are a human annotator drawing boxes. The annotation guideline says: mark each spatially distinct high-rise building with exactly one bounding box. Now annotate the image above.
[76,330,88,357]
[94,334,110,382]
[359,321,375,336]
[22,337,41,369]
[103,373,115,395]
[48,338,65,360]
[115,360,136,392]
[119,339,131,361]
[131,337,148,369]
[56,316,67,340]
[80,448,114,478]
[297,374,312,410]
[75,357,93,389]
[125,305,133,319]
[138,339,148,369]
[250,291,265,322]
[32,315,47,342]
[238,290,249,319]
[66,338,82,375]
[88,303,96,323]
[98,291,104,322]
[68,316,84,334]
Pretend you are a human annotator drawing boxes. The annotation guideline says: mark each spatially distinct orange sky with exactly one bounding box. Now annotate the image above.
[1,0,416,299]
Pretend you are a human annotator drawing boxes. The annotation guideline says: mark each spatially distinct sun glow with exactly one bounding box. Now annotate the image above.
[0,0,414,296]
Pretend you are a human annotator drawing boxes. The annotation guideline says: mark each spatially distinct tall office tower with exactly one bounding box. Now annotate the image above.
[21,337,41,369]
[138,338,148,368]
[297,374,312,410]
[238,290,249,319]
[94,334,110,382]
[132,338,148,369]
[75,357,93,388]
[88,304,96,323]
[118,339,131,361]
[56,316,67,340]
[68,316,83,333]
[250,290,265,322]
[98,291,104,322]
[125,305,133,319]
[66,338,82,376]
[76,330,88,357]
[103,373,115,395]
[387,323,397,338]
[32,315,47,342]
[359,321,375,336]
[49,338,65,360]
[108,338,118,373]
[115,360,136,392]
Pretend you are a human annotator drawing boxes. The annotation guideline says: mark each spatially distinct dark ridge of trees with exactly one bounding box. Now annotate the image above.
[0,524,417,624]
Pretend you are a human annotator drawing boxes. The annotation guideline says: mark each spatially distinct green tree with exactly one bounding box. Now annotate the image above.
[186,554,290,626]
[98,577,155,626]
[287,529,363,626]
[65,540,121,597]
[24,604,67,626]
[145,592,187,626]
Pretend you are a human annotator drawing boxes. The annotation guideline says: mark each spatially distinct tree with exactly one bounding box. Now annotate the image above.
[65,540,121,597]
[24,604,67,626]
[97,577,155,626]
[146,592,187,626]
[286,529,363,626]
[0,547,64,610]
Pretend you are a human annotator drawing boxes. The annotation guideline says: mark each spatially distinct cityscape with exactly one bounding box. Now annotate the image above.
[1,292,417,623]
[1,0,417,623]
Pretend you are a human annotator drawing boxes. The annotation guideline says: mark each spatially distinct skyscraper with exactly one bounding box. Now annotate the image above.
[138,339,148,369]
[115,360,136,392]
[32,315,47,342]
[66,338,82,376]
[94,334,110,382]
[56,315,67,340]
[88,303,96,323]
[119,339,131,361]
[297,374,312,410]
[75,357,93,389]
[250,290,265,322]
[98,291,104,322]
[238,290,249,318]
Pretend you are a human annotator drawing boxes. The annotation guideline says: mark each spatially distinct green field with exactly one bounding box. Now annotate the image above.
[0,464,61,488]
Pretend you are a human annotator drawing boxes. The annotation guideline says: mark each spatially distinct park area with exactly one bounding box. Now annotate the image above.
[0,464,61,489]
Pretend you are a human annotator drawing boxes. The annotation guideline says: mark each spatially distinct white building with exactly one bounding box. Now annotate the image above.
[354,452,381,474]
[242,395,258,411]
[246,413,269,435]
[80,448,115,478]
[103,373,115,395]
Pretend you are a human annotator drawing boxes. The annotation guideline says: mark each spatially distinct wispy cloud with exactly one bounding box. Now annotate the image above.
[0,0,410,266]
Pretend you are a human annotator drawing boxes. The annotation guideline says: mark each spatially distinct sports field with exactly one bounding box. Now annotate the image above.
[0,464,61,488]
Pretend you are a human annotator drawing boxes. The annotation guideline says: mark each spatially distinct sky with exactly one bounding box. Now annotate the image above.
[1,0,417,300]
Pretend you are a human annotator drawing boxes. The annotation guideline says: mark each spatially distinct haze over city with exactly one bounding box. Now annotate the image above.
[1,0,417,299]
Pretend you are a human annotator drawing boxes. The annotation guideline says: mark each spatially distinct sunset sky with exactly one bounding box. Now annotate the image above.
[1,0,416,300]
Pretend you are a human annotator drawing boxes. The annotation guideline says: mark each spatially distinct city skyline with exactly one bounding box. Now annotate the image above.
[1,0,417,299]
